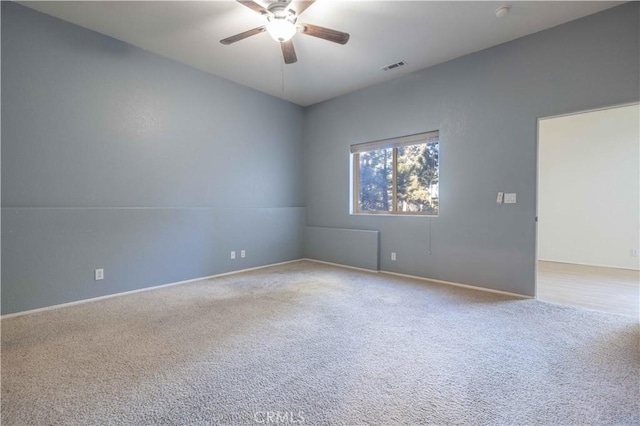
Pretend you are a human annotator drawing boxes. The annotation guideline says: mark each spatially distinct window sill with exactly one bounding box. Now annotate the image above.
[350,212,438,218]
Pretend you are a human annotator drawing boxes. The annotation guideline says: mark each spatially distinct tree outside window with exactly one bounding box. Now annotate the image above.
[352,132,439,215]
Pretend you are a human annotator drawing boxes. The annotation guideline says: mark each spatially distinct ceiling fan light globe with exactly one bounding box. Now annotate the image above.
[266,19,297,42]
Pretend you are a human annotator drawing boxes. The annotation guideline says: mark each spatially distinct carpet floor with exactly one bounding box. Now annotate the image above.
[2,260,638,425]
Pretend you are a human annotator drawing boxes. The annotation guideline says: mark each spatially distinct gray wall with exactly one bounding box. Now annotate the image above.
[302,3,639,296]
[305,227,379,271]
[3,2,639,314]
[1,2,305,314]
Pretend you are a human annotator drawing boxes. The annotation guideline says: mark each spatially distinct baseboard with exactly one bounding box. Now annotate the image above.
[301,258,380,274]
[302,258,530,299]
[1,259,304,320]
[537,259,640,272]
[381,270,531,299]
[2,258,530,319]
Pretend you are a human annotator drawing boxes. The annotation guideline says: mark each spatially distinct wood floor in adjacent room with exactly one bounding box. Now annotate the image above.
[537,260,640,318]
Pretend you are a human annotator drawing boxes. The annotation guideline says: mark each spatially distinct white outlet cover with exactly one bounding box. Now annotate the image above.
[391,252,397,261]
[230,251,236,259]
[95,269,104,280]
[241,250,246,258]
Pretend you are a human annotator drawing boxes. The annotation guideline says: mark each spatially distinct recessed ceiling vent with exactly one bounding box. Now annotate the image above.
[381,61,407,71]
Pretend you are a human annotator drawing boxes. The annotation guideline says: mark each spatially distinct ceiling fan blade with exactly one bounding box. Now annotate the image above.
[298,23,349,45]
[220,26,266,45]
[237,0,269,15]
[281,40,298,64]
[288,0,315,16]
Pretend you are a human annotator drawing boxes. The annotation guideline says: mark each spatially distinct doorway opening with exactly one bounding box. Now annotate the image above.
[536,103,639,317]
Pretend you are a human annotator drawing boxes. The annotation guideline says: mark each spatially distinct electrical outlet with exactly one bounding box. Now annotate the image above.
[241,250,246,258]
[632,249,639,257]
[496,192,504,205]
[391,252,397,261]
[95,268,104,281]
[230,251,236,260]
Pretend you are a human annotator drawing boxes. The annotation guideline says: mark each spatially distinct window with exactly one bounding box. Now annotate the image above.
[351,131,439,215]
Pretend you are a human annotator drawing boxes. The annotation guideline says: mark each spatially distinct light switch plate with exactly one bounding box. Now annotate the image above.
[504,193,517,204]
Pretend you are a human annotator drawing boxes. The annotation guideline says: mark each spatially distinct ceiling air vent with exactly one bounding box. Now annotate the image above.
[381,61,407,71]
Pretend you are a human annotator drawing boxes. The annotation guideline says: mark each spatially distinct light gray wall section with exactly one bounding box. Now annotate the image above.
[1,2,304,209]
[302,3,639,296]
[304,227,379,271]
[1,3,305,314]
[2,208,304,313]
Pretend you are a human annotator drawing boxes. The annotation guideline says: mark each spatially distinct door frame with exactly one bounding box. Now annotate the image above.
[534,101,640,298]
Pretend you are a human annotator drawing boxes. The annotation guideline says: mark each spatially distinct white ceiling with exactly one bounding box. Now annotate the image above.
[21,0,625,106]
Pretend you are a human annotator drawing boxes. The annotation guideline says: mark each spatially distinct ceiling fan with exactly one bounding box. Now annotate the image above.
[220,0,350,64]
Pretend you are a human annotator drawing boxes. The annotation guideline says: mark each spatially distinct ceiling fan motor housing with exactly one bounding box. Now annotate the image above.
[268,2,296,19]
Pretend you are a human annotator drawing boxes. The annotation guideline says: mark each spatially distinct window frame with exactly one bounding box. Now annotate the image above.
[351,131,439,216]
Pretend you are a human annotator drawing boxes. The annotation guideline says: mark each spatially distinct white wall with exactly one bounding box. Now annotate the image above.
[538,104,640,270]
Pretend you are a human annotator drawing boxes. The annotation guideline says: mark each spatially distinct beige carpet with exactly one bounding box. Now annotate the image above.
[2,260,638,425]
